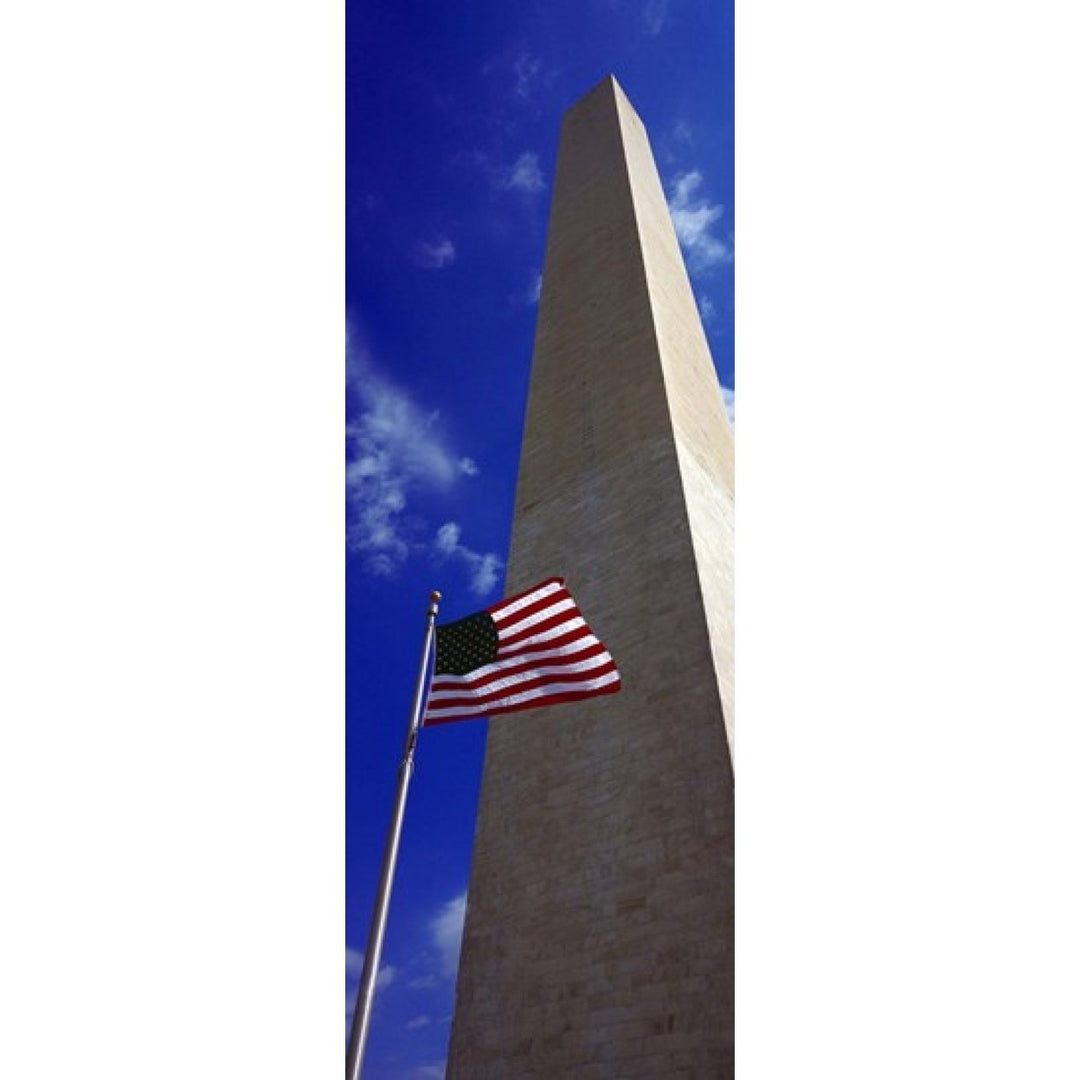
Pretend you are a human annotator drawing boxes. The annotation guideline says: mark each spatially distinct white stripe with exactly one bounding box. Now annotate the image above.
[490,580,565,625]
[495,596,575,639]
[498,615,587,656]
[428,651,613,703]
[429,634,602,689]
[427,669,621,719]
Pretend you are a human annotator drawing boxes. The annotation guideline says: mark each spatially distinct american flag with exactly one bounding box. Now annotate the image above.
[423,577,621,726]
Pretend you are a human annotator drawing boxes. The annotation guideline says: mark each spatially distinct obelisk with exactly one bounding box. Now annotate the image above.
[447,75,734,1077]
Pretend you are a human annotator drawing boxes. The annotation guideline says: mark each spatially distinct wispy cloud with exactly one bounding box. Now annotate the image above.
[345,946,397,1027]
[698,295,716,324]
[527,271,543,306]
[413,238,456,269]
[667,170,732,270]
[721,385,735,426]
[482,50,552,103]
[671,119,693,147]
[345,946,363,978]
[345,946,396,988]
[501,152,544,195]
[430,892,468,980]
[406,1015,432,1030]
[467,148,545,200]
[346,343,479,576]
[412,1065,446,1080]
[513,53,542,99]
[435,523,503,597]
[643,0,670,35]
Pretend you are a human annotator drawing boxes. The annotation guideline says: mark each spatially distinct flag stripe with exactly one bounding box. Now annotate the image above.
[429,659,618,712]
[427,637,605,691]
[491,587,571,633]
[488,577,564,623]
[498,603,580,650]
[497,619,589,658]
[425,669,621,723]
[427,647,613,701]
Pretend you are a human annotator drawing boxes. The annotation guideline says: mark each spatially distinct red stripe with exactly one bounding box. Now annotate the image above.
[426,660,619,713]
[497,624,593,659]
[499,624,591,656]
[486,576,565,620]
[427,660,622,712]
[498,608,582,651]
[429,647,606,697]
[429,641,608,695]
[484,679,621,717]
[493,587,570,632]
[425,678,621,726]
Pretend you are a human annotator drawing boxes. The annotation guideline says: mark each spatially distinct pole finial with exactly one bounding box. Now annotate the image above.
[430,590,442,604]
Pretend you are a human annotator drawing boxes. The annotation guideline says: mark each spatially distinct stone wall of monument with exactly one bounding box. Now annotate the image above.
[447,76,734,1078]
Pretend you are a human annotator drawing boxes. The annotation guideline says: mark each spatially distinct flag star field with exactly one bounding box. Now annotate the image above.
[434,614,499,677]
[347,2,732,1076]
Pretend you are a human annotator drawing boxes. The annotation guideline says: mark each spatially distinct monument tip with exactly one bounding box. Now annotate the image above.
[578,72,622,102]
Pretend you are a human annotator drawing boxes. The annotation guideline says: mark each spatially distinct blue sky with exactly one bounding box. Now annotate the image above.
[347,2,732,1075]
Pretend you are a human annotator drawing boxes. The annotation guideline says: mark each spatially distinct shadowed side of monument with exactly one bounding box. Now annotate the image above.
[447,76,734,1078]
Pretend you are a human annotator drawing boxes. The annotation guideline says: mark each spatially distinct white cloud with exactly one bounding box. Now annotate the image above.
[345,946,396,989]
[345,947,397,1027]
[434,522,503,597]
[472,556,502,597]
[413,238,456,269]
[483,50,553,105]
[346,346,479,575]
[527,272,543,306]
[345,946,364,978]
[721,385,735,426]
[513,53,542,99]
[667,170,732,270]
[430,892,468,979]
[643,0,670,35]
[671,119,693,146]
[392,890,468,1027]
[412,1065,446,1080]
[434,522,462,555]
[699,295,716,324]
[502,152,544,195]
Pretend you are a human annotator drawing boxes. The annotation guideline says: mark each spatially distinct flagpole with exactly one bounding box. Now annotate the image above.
[347,589,441,1080]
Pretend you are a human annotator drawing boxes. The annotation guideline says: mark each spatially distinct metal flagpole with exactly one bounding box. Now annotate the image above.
[347,589,442,1080]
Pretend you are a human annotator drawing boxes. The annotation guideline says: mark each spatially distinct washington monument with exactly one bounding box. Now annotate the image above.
[447,75,734,1077]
